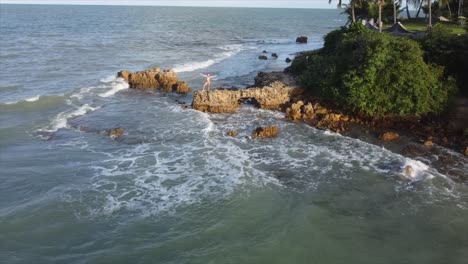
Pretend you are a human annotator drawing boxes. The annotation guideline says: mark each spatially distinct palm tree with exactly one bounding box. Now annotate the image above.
[378,0,384,32]
[428,0,433,27]
[330,0,357,23]
[393,0,398,24]
[439,0,453,17]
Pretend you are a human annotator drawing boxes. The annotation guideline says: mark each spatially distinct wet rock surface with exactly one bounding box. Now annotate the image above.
[117,67,191,94]
[251,126,278,139]
[192,81,304,113]
[296,36,308,43]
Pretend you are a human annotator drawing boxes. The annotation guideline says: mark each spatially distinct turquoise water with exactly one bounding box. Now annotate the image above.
[1,4,468,264]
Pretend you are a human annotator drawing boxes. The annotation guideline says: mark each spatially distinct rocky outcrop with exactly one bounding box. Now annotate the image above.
[285,58,292,63]
[108,128,125,138]
[379,132,400,142]
[254,71,298,87]
[117,67,191,94]
[227,130,239,137]
[271,53,278,59]
[258,55,268,60]
[296,36,308,44]
[251,126,278,138]
[192,81,304,113]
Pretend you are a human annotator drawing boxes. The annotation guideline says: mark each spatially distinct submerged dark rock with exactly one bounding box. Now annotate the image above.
[296,36,308,44]
[258,55,268,60]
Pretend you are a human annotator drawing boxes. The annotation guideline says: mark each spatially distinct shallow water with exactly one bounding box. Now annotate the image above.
[1,4,468,264]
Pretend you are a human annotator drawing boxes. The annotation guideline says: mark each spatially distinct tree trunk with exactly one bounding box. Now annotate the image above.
[379,1,383,32]
[416,1,424,18]
[428,0,432,28]
[352,2,356,23]
[458,0,463,17]
[447,2,452,17]
[406,0,412,20]
[394,0,398,24]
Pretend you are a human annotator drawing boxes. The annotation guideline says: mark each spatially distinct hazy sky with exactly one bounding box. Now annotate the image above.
[1,0,338,9]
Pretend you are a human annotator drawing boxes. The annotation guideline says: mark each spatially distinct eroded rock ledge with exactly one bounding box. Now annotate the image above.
[192,81,304,113]
[118,67,191,94]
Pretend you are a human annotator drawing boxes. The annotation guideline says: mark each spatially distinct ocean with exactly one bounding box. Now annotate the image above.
[1,4,467,264]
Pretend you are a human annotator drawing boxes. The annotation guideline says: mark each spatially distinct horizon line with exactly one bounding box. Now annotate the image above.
[0,3,337,10]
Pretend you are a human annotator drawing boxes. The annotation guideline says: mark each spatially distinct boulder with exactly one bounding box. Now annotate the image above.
[251,126,278,139]
[296,36,308,44]
[254,71,297,87]
[258,55,268,60]
[424,140,433,147]
[227,130,239,137]
[117,67,190,94]
[302,103,315,119]
[263,50,268,53]
[379,132,400,141]
[108,128,124,138]
[271,53,278,59]
[285,57,292,63]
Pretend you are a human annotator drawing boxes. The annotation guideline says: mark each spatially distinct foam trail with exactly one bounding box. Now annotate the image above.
[99,78,129,97]
[100,75,117,83]
[401,158,433,182]
[41,104,101,132]
[4,95,40,105]
[173,44,243,73]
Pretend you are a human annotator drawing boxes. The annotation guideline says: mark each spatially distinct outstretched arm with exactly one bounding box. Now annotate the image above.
[200,73,208,78]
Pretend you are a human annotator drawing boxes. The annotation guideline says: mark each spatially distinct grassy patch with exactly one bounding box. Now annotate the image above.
[384,21,466,34]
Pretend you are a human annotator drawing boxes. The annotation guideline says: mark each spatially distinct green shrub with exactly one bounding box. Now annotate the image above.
[297,25,452,116]
[420,25,468,96]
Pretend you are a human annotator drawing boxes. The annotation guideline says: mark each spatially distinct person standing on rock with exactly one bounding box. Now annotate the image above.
[200,73,216,91]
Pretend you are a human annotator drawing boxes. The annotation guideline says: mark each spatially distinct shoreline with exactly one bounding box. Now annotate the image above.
[188,69,468,182]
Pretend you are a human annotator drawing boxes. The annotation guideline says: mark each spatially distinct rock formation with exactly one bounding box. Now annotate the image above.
[227,130,239,137]
[296,36,308,44]
[254,71,298,87]
[271,53,278,59]
[108,128,125,138]
[285,58,292,63]
[117,67,191,94]
[251,126,278,138]
[258,55,268,60]
[379,132,400,141]
[192,81,304,113]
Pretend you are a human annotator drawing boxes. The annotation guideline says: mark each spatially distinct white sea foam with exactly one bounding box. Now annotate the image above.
[172,44,243,73]
[40,104,101,132]
[100,75,117,83]
[99,78,129,97]
[400,158,433,182]
[4,95,40,105]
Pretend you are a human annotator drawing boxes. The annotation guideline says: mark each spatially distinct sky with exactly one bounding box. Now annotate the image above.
[0,0,338,9]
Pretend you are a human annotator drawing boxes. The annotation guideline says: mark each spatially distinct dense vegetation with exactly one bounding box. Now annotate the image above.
[419,25,468,96]
[289,24,454,116]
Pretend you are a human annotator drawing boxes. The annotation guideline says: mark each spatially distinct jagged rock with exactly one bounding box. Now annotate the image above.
[271,53,278,59]
[251,126,278,138]
[108,128,124,138]
[227,130,239,137]
[379,132,400,141]
[302,103,315,119]
[192,81,303,113]
[258,55,268,60]
[262,50,268,53]
[424,140,434,147]
[296,36,308,44]
[285,101,304,121]
[117,67,190,94]
[285,57,292,63]
[254,71,297,87]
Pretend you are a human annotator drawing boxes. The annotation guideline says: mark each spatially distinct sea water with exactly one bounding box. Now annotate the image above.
[1,4,467,264]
